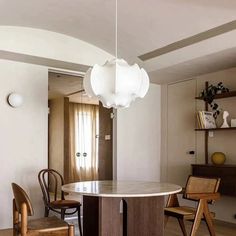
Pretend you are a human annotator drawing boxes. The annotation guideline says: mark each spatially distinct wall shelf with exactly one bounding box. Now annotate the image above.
[195,90,236,100]
[195,127,236,131]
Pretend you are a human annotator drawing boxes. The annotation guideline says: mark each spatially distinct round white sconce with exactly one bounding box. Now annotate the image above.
[7,93,23,108]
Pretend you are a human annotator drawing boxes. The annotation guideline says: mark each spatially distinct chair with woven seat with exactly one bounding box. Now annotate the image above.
[12,182,74,236]
[38,169,82,236]
[164,175,221,236]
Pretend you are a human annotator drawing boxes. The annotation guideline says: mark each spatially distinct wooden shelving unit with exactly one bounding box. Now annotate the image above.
[192,164,236,196]
[195,82,236,163]
[192,81,236,197]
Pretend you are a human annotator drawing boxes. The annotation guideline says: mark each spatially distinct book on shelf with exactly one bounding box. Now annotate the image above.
[197,111,216,129]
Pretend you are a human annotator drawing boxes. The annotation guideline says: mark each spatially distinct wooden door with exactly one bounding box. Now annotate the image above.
[167,80,196,186]
[98,102,113,180]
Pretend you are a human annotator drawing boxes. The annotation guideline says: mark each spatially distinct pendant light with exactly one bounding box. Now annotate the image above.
[83,0,149,108]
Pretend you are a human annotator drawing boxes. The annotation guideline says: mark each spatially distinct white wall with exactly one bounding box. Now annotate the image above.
[0,59,48,228]
[115,84,161,181]
[0,26,113,229]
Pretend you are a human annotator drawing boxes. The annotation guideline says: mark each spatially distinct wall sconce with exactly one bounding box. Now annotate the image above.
[7,93,23,108]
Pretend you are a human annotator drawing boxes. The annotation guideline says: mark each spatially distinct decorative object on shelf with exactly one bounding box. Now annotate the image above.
[231,119,236,127]
[199,82,229,118]
[221,111,230,128]
[211,152,226,165]
[197,111,216,129]
[7,93,23,108]
[83,0,149,109]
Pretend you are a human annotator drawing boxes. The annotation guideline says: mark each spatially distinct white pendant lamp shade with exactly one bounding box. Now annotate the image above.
[83,58,149,108]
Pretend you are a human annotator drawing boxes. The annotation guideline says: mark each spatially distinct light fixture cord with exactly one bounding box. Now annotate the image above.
[115,0,117,59]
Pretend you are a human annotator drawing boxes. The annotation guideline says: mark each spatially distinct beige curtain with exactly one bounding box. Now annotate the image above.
[69,103,99,182]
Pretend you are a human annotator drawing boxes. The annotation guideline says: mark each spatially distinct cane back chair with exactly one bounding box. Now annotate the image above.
[164,176,221,236]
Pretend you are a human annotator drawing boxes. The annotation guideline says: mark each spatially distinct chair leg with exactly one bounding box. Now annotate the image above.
[68,224,75,236]
[13,199,19,236]
[44,207,49,217]
[78,207,83,236]
[164,194,180,228]
[190,199,204,236]
[61,209,66,220]
[203,201,216,236]
[21,203,28,236]
[166,194,180,207]
[177,219,187,236]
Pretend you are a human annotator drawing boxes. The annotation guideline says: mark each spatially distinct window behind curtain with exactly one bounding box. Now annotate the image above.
[75,109,99,170]
[69,103,99,182]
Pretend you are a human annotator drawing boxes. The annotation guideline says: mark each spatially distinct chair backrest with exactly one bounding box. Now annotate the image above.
[12,183,34,216]
[183,176,220,202]
[38,169,64,205]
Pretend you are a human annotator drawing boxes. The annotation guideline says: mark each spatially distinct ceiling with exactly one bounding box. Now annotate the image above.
[1,0,236,83]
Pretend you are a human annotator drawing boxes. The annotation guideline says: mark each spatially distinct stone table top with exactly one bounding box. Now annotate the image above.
[62,180,182,197]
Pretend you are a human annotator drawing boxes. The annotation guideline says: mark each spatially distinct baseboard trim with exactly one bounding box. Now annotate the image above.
[214,219,236,228]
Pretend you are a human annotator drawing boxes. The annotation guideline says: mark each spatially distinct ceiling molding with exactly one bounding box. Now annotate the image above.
[139,20,236,61]
[0,50,90,72]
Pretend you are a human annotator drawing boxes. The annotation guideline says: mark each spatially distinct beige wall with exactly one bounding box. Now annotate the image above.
[161,67,236,223]
[0,59,48,228]
[49,97,65,177]
[115,84,161,181]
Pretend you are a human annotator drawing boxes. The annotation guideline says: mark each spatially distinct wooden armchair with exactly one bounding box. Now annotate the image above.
[164,176,221,236]
[12,183,74,236]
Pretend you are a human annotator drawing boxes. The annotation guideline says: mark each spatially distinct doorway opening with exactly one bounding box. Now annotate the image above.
[48,71,113,183]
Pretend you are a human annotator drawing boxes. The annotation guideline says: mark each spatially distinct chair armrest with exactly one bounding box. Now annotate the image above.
[185,192,220,201]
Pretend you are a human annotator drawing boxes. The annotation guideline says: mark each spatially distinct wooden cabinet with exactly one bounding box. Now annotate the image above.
[192,164,236,196]
[192,81,236,196]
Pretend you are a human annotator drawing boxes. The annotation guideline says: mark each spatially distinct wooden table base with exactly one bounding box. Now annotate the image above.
[83,195,164,236]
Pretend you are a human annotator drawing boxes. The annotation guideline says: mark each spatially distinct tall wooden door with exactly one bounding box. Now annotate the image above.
[98,102,113,180]
[167,80,196,186]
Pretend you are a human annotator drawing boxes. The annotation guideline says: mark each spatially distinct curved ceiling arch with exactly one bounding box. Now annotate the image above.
[0,26,113,67]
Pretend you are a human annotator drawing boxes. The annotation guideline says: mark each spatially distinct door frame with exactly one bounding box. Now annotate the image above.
[48,68,114,182]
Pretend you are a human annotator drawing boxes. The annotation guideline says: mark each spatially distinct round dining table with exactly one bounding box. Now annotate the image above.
[62,180,181,236]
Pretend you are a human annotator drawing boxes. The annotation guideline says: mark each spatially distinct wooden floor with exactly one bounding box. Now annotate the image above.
[0,229,12,236]
[68,217,236,236]
[1,217,236,235]
[165,217,236,236]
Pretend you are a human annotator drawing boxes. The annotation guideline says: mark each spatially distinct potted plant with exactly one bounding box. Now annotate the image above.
[200,82,229,118]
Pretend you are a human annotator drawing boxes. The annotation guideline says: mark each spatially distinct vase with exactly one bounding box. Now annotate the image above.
[211,152,226,165]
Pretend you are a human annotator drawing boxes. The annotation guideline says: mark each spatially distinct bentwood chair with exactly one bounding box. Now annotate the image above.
[12,183,74,236]
[38,169,82,236]
[164,176,221,236]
